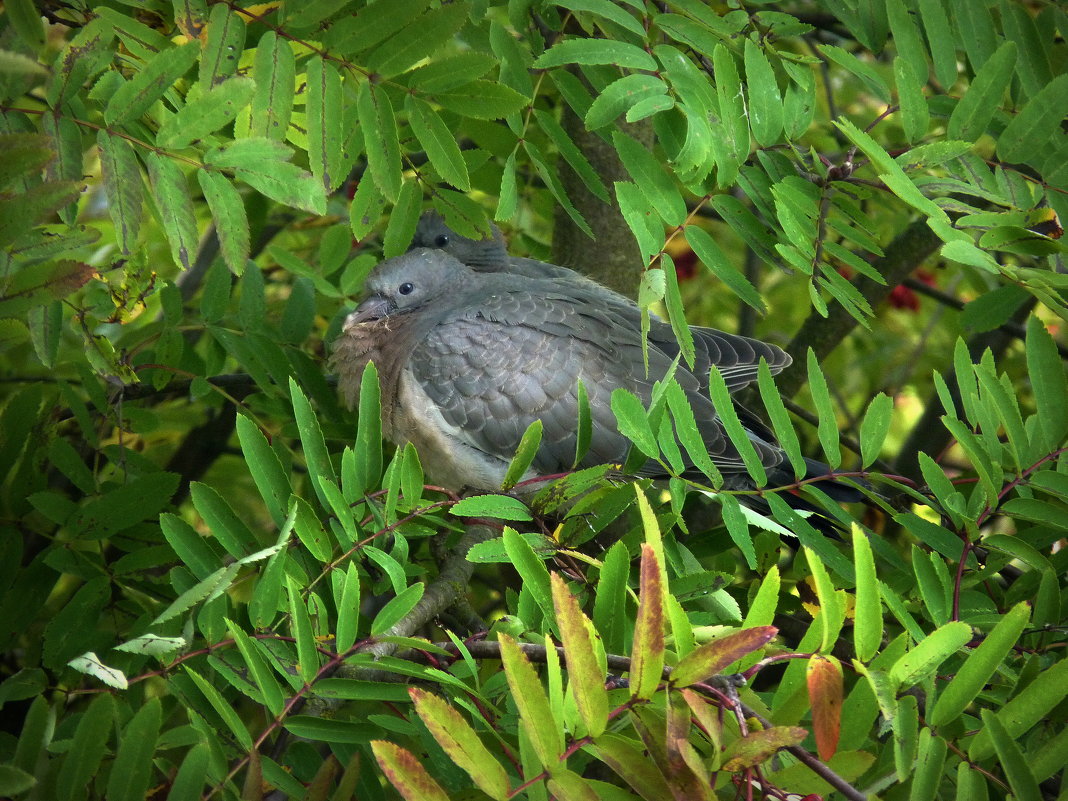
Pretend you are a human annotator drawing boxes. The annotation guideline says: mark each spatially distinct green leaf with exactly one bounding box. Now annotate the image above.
[104,42,199,124]
[249,31,295,140]
[285,575,320,682]
[584,74,668,130]
[911,729,948,801]
[450,495,533,521]
[960,283,1029,333]
[0,765,35,796]
[55,693,114,801]
[207,138,326,214]
[553,0,646,36]
[806,547,845,653]
[335,562,362,654]
[947,40,1017,142]
[615,180,662,260]
[371,583,425,635]
[144,152,198,271]
[434,80,530,119]
[593,733,674,800]
[661,253,694,370]
[497,150,518,221]
[929,601,1030,726]
[68,471,179,541]
[888,621,972,687]
[499,634,564,767]
[198,3,245,88]
[501,419,543,491]
[185,667,254,749]
[708,367,768,486]
[322,0,431,55]
[999,0,1053,99]
[105,698,161,801]
[533,109,608,202]
[292,494,333,561]
[409,51,497,92]
[1000,80,1068,164]
[610,388,658,460]
[370,741,450,800]
[66,652,127,689]
[224,619,284,713]
[410,687,511,800]
[969,656,1068,760]
[6,0,45,49]
[980,709,1042,801]
[382,178,422,258]
[816,44,890,103]
[306,56,346,192]
[807,350,841,469]
[160,513,221,580]
[551,572,608,737]
[592,540,630,655]
[630,544,666,700]
[858,391,893,468]
[13,695,52,776]
[1025,316,1068,448]
[289,376,338,511]
[190,481,256,558]
[665,379,722,485]
[407,96,470,191]
[917,0,956,88]
[197,169,249,275]
[357,80,401,201]
[886,0,929,88]
[613,129,686,227]
[852,527,882,662]
[894,56,929,144]
[167,743,209,800]
[352,362,384,499]
[503,527,556,632]
[525,140,592,237]
[533,38,656,71]
[713,42,749,185]
[158,75,254,148]
[686,225,766,312]
[365,2,471,79]
[743,39,783,147]
[235,414,290,528]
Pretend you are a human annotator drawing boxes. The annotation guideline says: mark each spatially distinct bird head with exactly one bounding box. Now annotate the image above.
[344,248,470,329]
[411,211,509,270]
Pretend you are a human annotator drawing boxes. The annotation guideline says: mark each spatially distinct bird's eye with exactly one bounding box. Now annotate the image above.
[399,282,415,296]
[433,233,450,247]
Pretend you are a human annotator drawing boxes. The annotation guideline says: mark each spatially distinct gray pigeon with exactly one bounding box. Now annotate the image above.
[331,248,836,504]
[410,212,792,393]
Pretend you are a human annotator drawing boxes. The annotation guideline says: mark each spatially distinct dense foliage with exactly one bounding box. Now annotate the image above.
[1,0,1066,799]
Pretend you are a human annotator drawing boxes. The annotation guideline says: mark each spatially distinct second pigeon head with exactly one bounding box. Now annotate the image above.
[411,211,510,270]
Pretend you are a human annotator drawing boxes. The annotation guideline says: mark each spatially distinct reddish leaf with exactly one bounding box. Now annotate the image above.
[665,691,713,799]
[722,726,807,771]
[550,572,608,736]
[370,741,449,801]
[409,687,510,800]
[807,655,843,761]
[670,626,778,687]
[630,544,665,700]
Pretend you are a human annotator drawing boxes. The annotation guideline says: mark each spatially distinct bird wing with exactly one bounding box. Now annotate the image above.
[408,285,777,478]
[652,320,793,392]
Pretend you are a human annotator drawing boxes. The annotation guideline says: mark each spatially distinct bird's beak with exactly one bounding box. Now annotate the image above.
[344,295,392,329]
